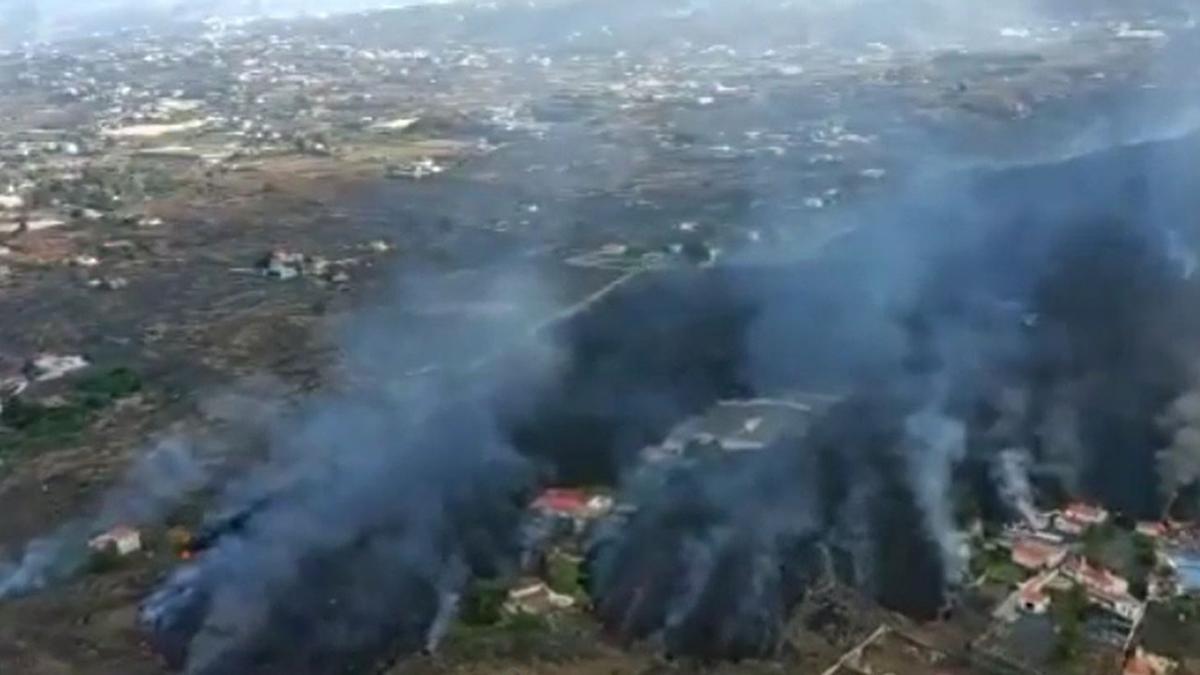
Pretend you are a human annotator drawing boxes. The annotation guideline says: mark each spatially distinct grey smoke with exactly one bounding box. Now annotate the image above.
[903,403,968,584]
[139,265,561,674]
[424,557,467,653]
[1167,229,1199,280]
[586,431,824,658]
[994,447,1039,525]
[1037,391,1087,494]
[0,525,89,598]
[0,377,291,600]
[0,0,1196,669]
[1157,387,1200,499]
[0,438,210,599]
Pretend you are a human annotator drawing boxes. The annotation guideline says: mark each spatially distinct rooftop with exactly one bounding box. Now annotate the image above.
[656,396,833,456]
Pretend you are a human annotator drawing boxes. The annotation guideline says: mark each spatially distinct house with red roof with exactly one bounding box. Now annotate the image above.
[1064,557,1128,596]
[1063,557,1143,622]
[1137,521,1169,539]
[531,488,614,520]
[532,488,590,515]
[1064,502,1109,525]
[1018,581,1051,614]
[1011,537,1068,571]
[1056,502,1109,535]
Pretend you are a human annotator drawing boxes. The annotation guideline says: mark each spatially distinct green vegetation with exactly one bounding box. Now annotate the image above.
[446,613,568,663]
[1,397,92,440]
[28,163,177,213]
[447,570,595,662]
[75,367,143,407]
[86,546,128,575]
[505,612,550,634]
[1129,532,1157,599]
[546,552,585,599]
[1167,595,1200,622]
[1052,584,1088,665]
[986,560,1026,586]
[0,367,143,460]
[1133,533,1157,570]
[1081,522,1117,565]
[1080,524,1157,599]
[971,545,1025,586]
[459,578,510,626]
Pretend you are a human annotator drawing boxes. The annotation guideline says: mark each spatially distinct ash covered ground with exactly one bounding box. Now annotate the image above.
[1,1,1200,674]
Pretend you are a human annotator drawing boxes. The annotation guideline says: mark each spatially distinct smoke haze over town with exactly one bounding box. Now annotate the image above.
[0,1,1198,674]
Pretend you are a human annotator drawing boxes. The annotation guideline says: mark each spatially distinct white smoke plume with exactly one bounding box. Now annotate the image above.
[903,404,968,584]
[1157,387,1200,500]
[1038,393,1086,494]
[994,447,1040,526]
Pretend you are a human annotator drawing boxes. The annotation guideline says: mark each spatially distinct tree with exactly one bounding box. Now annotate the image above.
[1133,533,1157,568]
[460,579,509,626]
[1130,533,1157,600]
[545,551,583,598]
[1053,584,1088,664]
[1082,525,1107,566]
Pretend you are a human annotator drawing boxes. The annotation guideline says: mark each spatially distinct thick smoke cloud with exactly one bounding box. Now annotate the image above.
[127,127,1200,668]
[586,451,812,659]
[1157,386,1200,503]
[140,268,560,674]
[0,0,1199,671]
[581,127,1200,651]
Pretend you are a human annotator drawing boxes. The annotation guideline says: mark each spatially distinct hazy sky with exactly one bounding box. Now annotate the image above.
[1,0,455,46]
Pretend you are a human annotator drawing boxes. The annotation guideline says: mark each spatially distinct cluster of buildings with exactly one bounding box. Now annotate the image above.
[496,487,618,618]
[0,352,91,418]
[1005,503,1148,619]
[526,486,612,543]
[986,500,1200,674]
